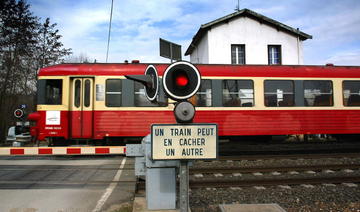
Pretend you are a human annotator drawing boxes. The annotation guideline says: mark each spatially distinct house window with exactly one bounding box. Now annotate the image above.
[231,44,245,64]
[268,45,281,65]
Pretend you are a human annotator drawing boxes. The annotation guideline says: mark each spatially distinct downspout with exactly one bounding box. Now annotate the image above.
[297,28,300,65]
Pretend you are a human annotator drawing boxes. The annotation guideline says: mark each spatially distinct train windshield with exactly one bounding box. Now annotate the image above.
[37,79,63,105]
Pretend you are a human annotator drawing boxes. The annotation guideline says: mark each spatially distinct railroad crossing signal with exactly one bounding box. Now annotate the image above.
[125,65,159,102]
[144,65,159,101]
[125,61,202,117]
[125,62,214,211]
[162,61,201,101]
[14,109,24,118]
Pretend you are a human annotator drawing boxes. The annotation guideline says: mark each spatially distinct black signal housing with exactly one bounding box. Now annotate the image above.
[163,61,201,101]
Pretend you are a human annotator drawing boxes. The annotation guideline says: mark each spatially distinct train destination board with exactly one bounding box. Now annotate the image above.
[151,124,218,160]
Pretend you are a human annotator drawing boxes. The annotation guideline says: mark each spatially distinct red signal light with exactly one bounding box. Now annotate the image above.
[163,61,201,101]
[175,74,188,87]
[14,109,24,118]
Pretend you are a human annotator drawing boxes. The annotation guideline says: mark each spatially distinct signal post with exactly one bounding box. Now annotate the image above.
[126,61,218,211]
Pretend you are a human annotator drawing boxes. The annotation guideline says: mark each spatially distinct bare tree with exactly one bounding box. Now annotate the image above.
[65,53,93,63]
[0,0,72,142]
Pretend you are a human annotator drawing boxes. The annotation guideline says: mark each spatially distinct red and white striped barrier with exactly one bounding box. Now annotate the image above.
[0,146,126,156]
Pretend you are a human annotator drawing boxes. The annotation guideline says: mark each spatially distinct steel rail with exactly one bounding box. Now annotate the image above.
[190,164,360,174]
[189,176,360,188]
[218,153,360,161]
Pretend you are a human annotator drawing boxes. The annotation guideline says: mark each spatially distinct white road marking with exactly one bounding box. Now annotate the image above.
[92,157,127,212]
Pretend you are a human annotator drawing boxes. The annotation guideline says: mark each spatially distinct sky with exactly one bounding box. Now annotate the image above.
[28,0,360,65]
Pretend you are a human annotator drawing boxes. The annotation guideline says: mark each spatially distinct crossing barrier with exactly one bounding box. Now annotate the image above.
[0,146,126,156]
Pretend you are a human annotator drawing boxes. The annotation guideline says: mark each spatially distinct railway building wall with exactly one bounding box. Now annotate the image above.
[187,9,311,65]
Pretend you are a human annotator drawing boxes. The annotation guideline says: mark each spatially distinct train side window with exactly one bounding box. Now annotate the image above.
[37,79,63,105]
[134,83,168,107]
[74,80,81,107]
[189,79,212,107]
[84,79,91,107]
[264,80,294,107]
[343,81,360,106]
[222,80,254,107]
[106,79,122,107]
[304,80,333,106]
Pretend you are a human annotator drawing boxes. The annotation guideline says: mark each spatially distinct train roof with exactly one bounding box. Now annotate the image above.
[38,63,360,78]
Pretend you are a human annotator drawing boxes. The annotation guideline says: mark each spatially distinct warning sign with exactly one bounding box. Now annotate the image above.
[151,124,218,160]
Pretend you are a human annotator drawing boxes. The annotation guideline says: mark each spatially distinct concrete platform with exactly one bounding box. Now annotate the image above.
[132,197,181,212]
[132,196,286,212]
[220,204,286,212]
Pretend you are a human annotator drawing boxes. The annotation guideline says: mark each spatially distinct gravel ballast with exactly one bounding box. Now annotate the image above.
[190,184,360,211]
[189,156,360,211]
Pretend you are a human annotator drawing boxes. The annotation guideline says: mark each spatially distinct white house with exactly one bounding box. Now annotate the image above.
[185,9,312,65]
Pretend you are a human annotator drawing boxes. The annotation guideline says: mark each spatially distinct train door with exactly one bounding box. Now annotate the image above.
[70,78,94,139]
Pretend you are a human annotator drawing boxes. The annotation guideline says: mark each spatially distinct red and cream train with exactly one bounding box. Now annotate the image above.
[28,63,360,145]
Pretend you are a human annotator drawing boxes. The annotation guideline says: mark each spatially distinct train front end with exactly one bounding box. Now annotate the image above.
[28,68,70,144]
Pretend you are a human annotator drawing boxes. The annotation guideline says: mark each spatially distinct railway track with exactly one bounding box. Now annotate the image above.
[136,163,360,189]
[218,142,360,158]
[190,164,360,174]
[189,176,360,188]
[190,153,360,188]
[218,152,360,161]
[134,152,360,190]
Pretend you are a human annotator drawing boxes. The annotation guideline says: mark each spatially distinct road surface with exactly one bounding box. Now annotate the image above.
[0,155,136,212]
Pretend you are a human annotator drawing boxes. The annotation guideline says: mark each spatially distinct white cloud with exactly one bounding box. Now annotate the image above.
[324,50,360,66]
[302,10,360,45]
[29,0,360,65]
[253,6,286,16]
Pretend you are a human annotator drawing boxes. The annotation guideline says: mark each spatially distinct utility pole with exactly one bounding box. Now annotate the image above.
[106,0,114,63]
[235,0,240,11]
